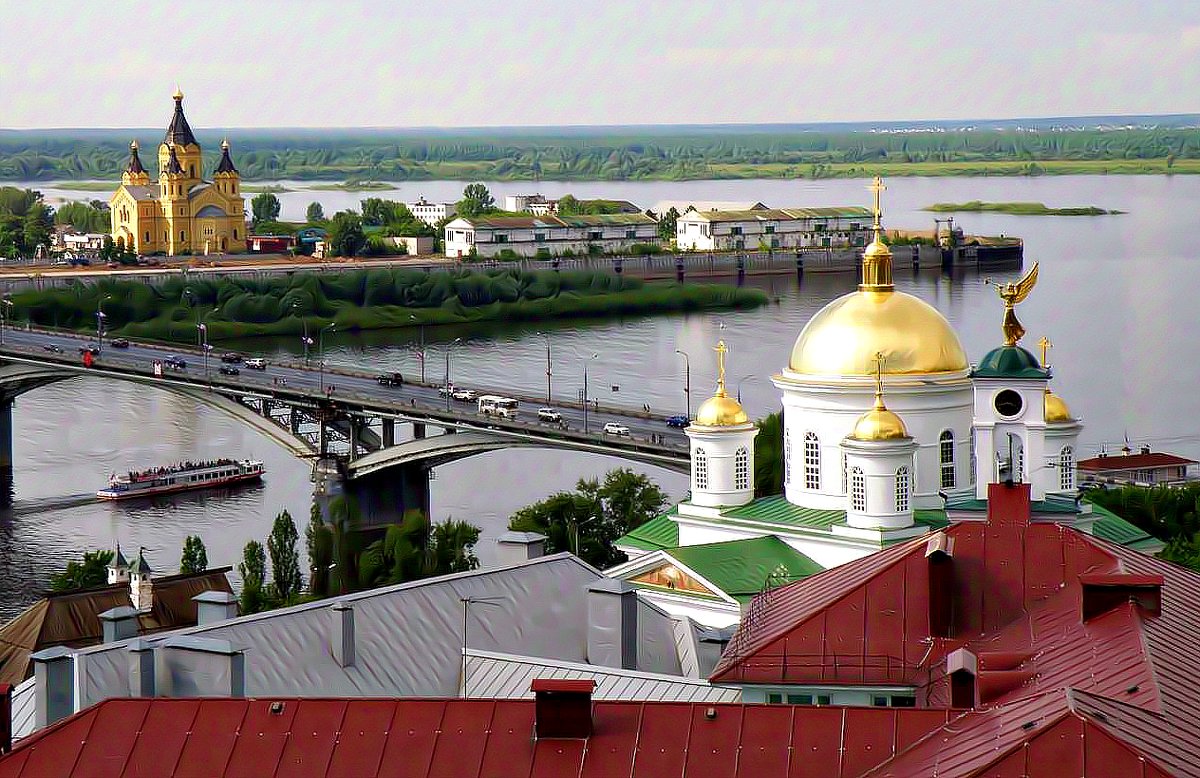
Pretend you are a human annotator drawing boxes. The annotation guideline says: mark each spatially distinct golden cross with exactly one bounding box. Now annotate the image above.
[868,176,886,231]
[872,350,885,397]
[714,340,728,393]
[1038,336,1052,367]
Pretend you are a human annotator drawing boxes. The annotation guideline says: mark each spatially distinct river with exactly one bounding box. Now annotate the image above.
[1,174,1195,618]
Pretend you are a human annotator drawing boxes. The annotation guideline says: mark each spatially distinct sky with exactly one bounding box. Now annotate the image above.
[1,0,1198,129]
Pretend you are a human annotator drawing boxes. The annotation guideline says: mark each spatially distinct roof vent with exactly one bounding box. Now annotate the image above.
[531,678,595,739]
[1080,573,1163,621]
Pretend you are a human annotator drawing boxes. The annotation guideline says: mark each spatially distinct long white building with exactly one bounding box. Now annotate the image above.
[444,213,658,258]
[406,197,456,227]
[675,206,873,251]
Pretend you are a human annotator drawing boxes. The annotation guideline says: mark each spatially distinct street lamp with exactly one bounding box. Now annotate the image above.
[409,314,426,383]
[198,307,220,378]
[293,301,312,365]
[736,372,756,403]
[582,352,599,433]
[0,297,12,345]
[674,348,691,420]
[95,295,111,352]
[536,331,552,404]
[444,337,462,411]
[319,322,337,392]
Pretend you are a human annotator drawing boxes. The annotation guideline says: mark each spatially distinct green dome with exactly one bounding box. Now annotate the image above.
[972,345,1049,378]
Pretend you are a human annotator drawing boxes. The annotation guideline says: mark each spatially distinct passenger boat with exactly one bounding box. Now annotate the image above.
[97,459,265,500]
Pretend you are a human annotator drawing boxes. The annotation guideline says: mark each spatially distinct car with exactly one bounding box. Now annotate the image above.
[78,346,100,356]
[164,356,187,370]
[243,358,266,370]
[603,422,630,436]
[537,408,562,424]
[219,365,240,376]
[43,343,64,354]
[109,338,130,348]
[220,352,242,364]
[438,384,455,396]
[451,388,477,401]
[376,372,404,386]
[666,415,690,428]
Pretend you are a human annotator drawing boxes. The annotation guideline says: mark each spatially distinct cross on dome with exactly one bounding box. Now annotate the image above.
[867,176,886,235]
[1038,336,1052,367]
[714,340,728,394]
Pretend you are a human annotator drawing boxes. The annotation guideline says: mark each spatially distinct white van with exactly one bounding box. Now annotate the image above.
[478,395,519,419]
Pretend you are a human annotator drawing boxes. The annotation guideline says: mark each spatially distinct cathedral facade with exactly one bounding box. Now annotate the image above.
[109,89,246,256]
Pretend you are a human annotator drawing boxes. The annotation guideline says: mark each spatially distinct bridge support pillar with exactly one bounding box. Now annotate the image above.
[348,418,361,462]
[290,408,301,435]
[261,399,273,418]
[412,422,426,440]
[318,421,329,457]
[0,398,11,508]
[345,463,431,529]
[381,418,395,448]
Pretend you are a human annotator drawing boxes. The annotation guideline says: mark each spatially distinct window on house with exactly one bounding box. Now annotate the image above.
[695,448,708,491]
[1060,446,1074,490]
[625,230,636,239]
[589,231,602,241]
[770,238,779,248]
[735,447,750,490]
[816,695,831,706]
[872,696,889,707]
[534,233,546,242]
[767,693,783,704]
[786,694,811,705]
[765,225,775,234]
[851,467,866,511]
[940,430,956,488]
[896,466,910,512]
[804,432,820,490]
[731,226,743,235]
[495,234,508,243]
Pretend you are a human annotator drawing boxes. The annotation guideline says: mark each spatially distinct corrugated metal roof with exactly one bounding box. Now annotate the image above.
[616,509,679,550]
[460,213,655,229]
[665,536,823,600]
[721,495,847,528]
[1078,452,1196,470]
[463,650,740,702]
[1088,502,1158,546]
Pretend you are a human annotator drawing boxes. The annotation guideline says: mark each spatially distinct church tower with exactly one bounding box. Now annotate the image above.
[213,138,241,198]
[685,341,758,508]
[122,141,150,187]
[159,87,202,184]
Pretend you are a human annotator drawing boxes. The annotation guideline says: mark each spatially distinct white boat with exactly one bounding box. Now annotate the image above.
[97,459,265,500]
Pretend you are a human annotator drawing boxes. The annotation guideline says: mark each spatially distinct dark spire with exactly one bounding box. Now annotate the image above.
[165,144,183,175]
[215,138,238,174]
[164,88,199,148]
[126,140,147,176]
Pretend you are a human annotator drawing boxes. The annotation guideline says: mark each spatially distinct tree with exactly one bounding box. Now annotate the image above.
[306,201,325,223]
[357,510,481,588]
[557,194,580,215]
[238,540,268,614]
[49,549,114,592]
[306,501,333,597]
[251,193,281,227]
[457,183,495,218]
[180,535,208,574]
[657,206,680,242]
[326,210,365,257]
[267,510,302,602]
[430,519,481,574]
[597,468,668,532]
[754,411,783,497]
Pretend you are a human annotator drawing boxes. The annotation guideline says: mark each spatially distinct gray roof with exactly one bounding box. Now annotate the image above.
[122,185,157,201]
[464,649,740,702]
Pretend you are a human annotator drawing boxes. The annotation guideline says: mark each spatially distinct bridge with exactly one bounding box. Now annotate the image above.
[0,325,690,522]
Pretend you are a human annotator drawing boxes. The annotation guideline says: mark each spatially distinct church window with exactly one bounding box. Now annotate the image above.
[695,448,708,491]
[144,232,150,243]
[940,431,956,488]
[896,466,910,512]
[784,431,791,485]
[851,467,866,511]
[180,231,187,242]
[804,432,820,490]
[233,229,239,239]
[735,447,750,490]
[1060,446,1074,491]
[189,165,195,177]
[1016,442,1024,481]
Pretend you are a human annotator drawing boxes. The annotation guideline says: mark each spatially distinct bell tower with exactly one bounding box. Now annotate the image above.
[159,87,202,185]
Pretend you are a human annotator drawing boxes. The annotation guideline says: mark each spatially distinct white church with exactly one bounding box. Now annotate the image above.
[609,178,1158,627]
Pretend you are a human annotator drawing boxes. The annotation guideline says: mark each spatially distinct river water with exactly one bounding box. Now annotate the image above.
[1,174,1196,617]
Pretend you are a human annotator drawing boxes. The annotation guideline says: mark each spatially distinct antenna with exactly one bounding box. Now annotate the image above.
[460,595,505,697]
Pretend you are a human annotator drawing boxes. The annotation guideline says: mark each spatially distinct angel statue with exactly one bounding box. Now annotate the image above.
[989,262,1039,346]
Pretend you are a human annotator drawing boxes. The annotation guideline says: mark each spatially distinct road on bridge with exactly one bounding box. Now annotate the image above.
[0,324,693,457]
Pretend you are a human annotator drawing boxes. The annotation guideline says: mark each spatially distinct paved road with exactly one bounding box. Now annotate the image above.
[0,325,691,454]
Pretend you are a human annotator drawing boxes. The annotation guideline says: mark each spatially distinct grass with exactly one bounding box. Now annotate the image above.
[306,181,397,191]
[48,181,120,191]
[923,200,1125,216]
[242,184,293,193]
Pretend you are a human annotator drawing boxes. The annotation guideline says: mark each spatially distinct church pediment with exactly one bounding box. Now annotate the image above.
[630,561,721,598]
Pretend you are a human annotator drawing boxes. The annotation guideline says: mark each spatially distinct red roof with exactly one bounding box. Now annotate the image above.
[1077,451,1197,471]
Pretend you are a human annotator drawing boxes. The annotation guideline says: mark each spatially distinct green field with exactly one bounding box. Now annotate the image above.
[923,200,1125,216]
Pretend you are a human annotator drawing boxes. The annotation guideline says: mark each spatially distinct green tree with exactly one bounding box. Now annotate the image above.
[306,501,333,597]
[430,519,481,574]
[357,510,481,588]
[251,193,281,227]
[56,201,110,233]
[754,412,783,497]
[22,203,53,256]
[49,549,115,592]
[457,183,495,218]
[180,535,209,574]
[238,540,269,614]
[306,201,325,223]
[657,207,680,242]
[326,210,365,257]
[267,510,302,602]
[557,194,580,215]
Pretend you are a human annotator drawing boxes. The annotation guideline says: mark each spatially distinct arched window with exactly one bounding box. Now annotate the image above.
[735,447,750,490]
[940,430,956,488]
[784,430,791,485]
[144,231,150,243]
[1060,446,1075,491]
[180,231,187,242]
[233,228,239,239]
[804,432,820,490]
[695,448,708,491]
[842,451,848,494]
[850,467,866,512]
[896,466,910,512]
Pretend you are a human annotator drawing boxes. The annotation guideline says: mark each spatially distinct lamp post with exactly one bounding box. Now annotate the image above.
[536,331,552,404]
[736,373,756,404]
[318,322,336,392]
[95,295,111,352]
[409,314,426,383]
[293,301,312,365]
[1,297,13,345]
[198,307,220,378]
[674,348,691,420]
[582,352,599,433]
[444,337,462,411]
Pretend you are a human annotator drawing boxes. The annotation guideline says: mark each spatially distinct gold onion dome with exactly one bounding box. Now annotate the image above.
[173,85,184,101]
[694,340,749,427]
[1044,389,1074,423]
[788,176,967,376]
[850,352,910,441]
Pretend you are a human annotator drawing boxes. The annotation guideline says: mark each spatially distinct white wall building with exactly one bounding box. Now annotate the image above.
[444,214,658,258]
[676,207,873,251]
[504,194,557,215]
[406,198,456,227]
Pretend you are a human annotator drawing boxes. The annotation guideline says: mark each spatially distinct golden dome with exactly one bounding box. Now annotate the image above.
[789,290,968,376]
[695,392,749,427]
[1044,389,1074,423]
[851,404,910,441]
[173,85,184,101]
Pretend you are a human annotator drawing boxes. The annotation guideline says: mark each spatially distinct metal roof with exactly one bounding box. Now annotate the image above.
[1078,451,1197,470]
[454,213,655,229]
[665,536,823,601]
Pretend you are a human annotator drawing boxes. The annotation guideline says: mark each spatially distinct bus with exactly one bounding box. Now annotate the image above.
[477,395,520,419]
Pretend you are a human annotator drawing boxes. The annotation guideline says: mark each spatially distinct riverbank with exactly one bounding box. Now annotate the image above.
[924,200,1124,216]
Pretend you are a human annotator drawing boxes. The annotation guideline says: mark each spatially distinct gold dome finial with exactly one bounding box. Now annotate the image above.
[130,139,139,150]
[989,262,1039,346]
[173,85,184,101]
[860,176,893,292]
[221,137,230,150]
[1037,335,1052,367]
[694,340,749,426]
[850,351,910,440]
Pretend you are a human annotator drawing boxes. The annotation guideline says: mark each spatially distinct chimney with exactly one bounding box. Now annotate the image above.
[127,639,155,698]
[0,683,11,754]
[925,533,955,638]
[587,579,638,670]
[154,636,245,698]
[31,646,75,729]
[99,605,140,643]
[986,481,1032,527]
[331,602,355,668]
[531,678,595,738]
[1080,573,1163,621]
[945,648,976,709]
[494,531,546,566]
[193,590,238,625]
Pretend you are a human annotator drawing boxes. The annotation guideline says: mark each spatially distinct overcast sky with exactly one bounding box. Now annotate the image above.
[2,0,1197,129]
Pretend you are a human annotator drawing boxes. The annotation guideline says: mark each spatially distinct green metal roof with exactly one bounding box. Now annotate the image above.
[617,509,679,551]
[1087,502,1160,548]
[722,495,847,529]
[665,536,824,602]
[972,345,1049,378]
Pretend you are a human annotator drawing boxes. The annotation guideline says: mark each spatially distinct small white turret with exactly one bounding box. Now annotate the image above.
[685,341,759,508]
[107,543,130,585]
[129,547,154,612]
